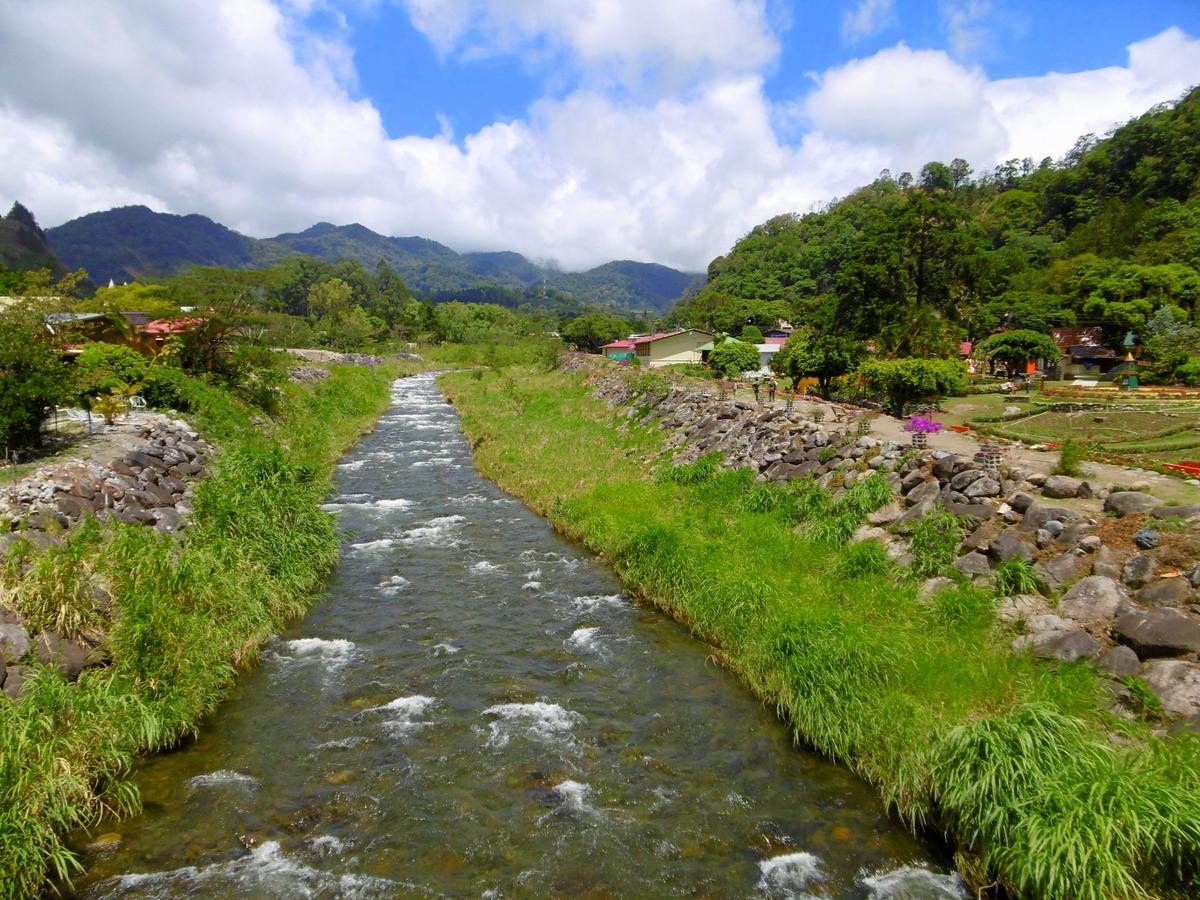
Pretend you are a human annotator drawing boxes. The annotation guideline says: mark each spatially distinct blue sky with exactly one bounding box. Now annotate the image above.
[2,1,1199,270]
[341,0,1200,141]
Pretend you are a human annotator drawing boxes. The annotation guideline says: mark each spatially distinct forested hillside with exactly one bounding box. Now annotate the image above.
[44,207,698,314]
[0,203,67,286]
[673,86,1200,356]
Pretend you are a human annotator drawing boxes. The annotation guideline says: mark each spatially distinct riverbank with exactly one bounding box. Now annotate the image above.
[441,362,1200,899]
[0,360,413,897]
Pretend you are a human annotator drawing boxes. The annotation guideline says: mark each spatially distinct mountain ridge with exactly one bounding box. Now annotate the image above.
[45,205,700,314]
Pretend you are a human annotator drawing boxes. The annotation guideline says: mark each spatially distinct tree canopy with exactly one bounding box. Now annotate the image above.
[976,330,1063,374]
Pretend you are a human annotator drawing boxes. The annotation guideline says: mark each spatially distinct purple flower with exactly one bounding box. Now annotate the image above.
[903,415,943,434]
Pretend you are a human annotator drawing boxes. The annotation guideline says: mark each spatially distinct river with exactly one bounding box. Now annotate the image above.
[73,373,963,898]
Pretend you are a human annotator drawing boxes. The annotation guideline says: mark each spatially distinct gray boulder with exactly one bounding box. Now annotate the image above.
[962,476,1001,499]
[905,479,941,507]
[917,576,956,601]
[1152,504,1200,520]
[995,593,1050,625]
[953,551,992,578]
[1143,660,1200,717]
[1138,578,1191,608]
[1042,475,1083,499]
[988,530,1034,563]
[1122,554,1156,589]
[34,632,89,680]
[1115,608,1200,658]
[1097,645,1143,677]
[1058,576,1124,622]
[949,469,985,491]
[1037,552,1086,590]
[2,665,31,699]
[1008,491,1035,514]
[1105,491,1165,516]
[0,623,31,665]
[1020,503,1076,533]
[1014,628,1100,662]
[1132,527,1160,550]
[1093,544,1127,580]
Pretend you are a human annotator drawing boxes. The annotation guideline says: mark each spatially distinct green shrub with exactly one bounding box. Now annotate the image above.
[0,308,70,451]
[907,508,966,577]
[1051,438,1088,477]
[992,558,1043,597]
[73,342,148,398]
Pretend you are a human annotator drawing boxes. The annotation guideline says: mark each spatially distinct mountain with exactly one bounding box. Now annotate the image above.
[672,84,1200,358]
[0,202,67,277]
[45,207,700,314]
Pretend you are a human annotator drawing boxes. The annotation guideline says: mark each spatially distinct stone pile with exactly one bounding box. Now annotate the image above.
[1,419,213,545]
[0,611,99,699]
[577,357,1200,728]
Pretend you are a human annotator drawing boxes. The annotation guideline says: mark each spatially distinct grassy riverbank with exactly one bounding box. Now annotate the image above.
[441,364,1200,899]
[0,361,412,897]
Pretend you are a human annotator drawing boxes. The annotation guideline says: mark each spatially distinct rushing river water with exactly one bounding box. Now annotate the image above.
[74,373,963,898]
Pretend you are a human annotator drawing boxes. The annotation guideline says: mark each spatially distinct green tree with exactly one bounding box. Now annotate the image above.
[560,312,630,352]
[73,342,148,400]
[771,331,865,397]
[739,324,764,343]
[0,306,70,450]
[306,277,353,320]
[708,338,761,378]
[976,329,1062,375]
[859,357,969,417]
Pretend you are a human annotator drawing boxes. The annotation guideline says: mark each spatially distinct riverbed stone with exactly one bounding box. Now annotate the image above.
[866,502,902,525]
[1143,660,1200,717]
[996,593,1050,625]
[1097,645,1143,677]
[1008,491,1035,514]
[1138,577,1192,608]
[949,469,985,491]
[917,576,956,602]
[1020,503,1075,533]
[953,551,992,578]
[1014,627,1100,662]
[1038,552,1087,590]
[1105,491,1165,516]
[1115,608,1200,658]
[1043,475,1083,499]
[1133,527,1160,550]
[34,631,89,680]
[1122,554,1157,589]
[905,479,941,507]
[1058,576,1124,622]
[1093,544,1127,580]
[1152,504,1200,520]
[962,476,1001,499]
[988,530,1033,563]
[0,623,31,665]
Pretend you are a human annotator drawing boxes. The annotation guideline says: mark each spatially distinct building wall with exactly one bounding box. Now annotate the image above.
[644,331,710,367]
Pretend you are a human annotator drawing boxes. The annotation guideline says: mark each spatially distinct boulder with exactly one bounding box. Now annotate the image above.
[953,551,992,578]
[995,593,1051,625]
[1152,504,1200,520]
[1143,660,1200,717]
[1097,645,1143,678]
[988,530,1034,563]
[917,576,956,601]
[0,623,31,665]
[1114,608,1200,658]
[867,502,902,526]
[1037,552,1087,590]
[1042,475,1083,499]
[34,631,89,679]
[1008,491,1035,514]
[1093,544,1127,580]
[1058,576,1124,622]
[892,498,936,534]
[1019,503,1076,533]
[949,469,985,491]
[1104,491,1164,516]
[962,476,1001,499]
[1132,527,1160,550]
[905,480,941,507]
[1014,628,1100,662]
[1138,578,1191,608]
[1078,535,1103,553]
[2,665,32,699]
[1122,554,1156,589]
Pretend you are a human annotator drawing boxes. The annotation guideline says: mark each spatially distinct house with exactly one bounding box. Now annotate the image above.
[138,316,207,354]
[600,338,636,362]
[630,329,712,367]
[1051,326,1120,379]
[698,334,780,374]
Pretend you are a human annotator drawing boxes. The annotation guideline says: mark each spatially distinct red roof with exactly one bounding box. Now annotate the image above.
[601,339,635,349]
[143,316,206,335]
[960,340,973,356]
[1051,327,1101,355]
[765,336,787,345]
[632,331,677,345]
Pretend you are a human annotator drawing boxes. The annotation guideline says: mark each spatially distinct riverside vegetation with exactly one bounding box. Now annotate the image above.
[441,360,1200,899]
[0,359,413,896]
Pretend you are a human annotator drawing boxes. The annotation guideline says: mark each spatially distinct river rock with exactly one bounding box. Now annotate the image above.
[1152,504,1200,520]
[1115,608,1200,658]
[1020,503,1075,533]
[1142,660,1200,717]
[1093,544,1127,580]
[1037,552,1086,590]
[1138,577,1191,608]
[1058,576,1124,622]
[866,502,902,525]
[949,469,985,491]
[1008,491,1035,514]
[1042,475,1083,499]
[1014,627,1100,662]
[2,665,31,699]
[1097,645,1143,677]
[0,623,31,665]
[1122,554,1156,589]
[953,551,992,578]
[1105,491,1164,516]
[996,593,1050,625]
[34,631,89,679]
[988,530,1033,563]
[1132,527,1160,550]
[917,576,955,601]
[962,476,1001,499]
[905,480,941,507]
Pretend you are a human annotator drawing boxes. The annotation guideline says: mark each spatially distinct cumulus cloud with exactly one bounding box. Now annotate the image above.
[0,1,1197,273]
[401,0,779,90]
[939,0,992,58]
[842,0,896,42]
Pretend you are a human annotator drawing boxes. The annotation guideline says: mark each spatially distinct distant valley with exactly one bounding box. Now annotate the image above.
[45,206,701,315]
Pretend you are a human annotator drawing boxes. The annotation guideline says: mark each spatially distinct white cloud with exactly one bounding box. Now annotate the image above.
[842,0,896,42]
[400,0,779,90]
[939,0,992,58]
[0,2,1197,275]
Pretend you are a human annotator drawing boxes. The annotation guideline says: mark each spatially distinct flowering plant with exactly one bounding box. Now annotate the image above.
[903,415,943,434]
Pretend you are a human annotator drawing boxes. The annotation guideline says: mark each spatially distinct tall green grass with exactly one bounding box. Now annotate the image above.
[441,365,1200,899]
[0,363,400,897]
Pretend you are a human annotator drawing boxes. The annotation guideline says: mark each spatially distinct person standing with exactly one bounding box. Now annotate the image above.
[767,377,777,403]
